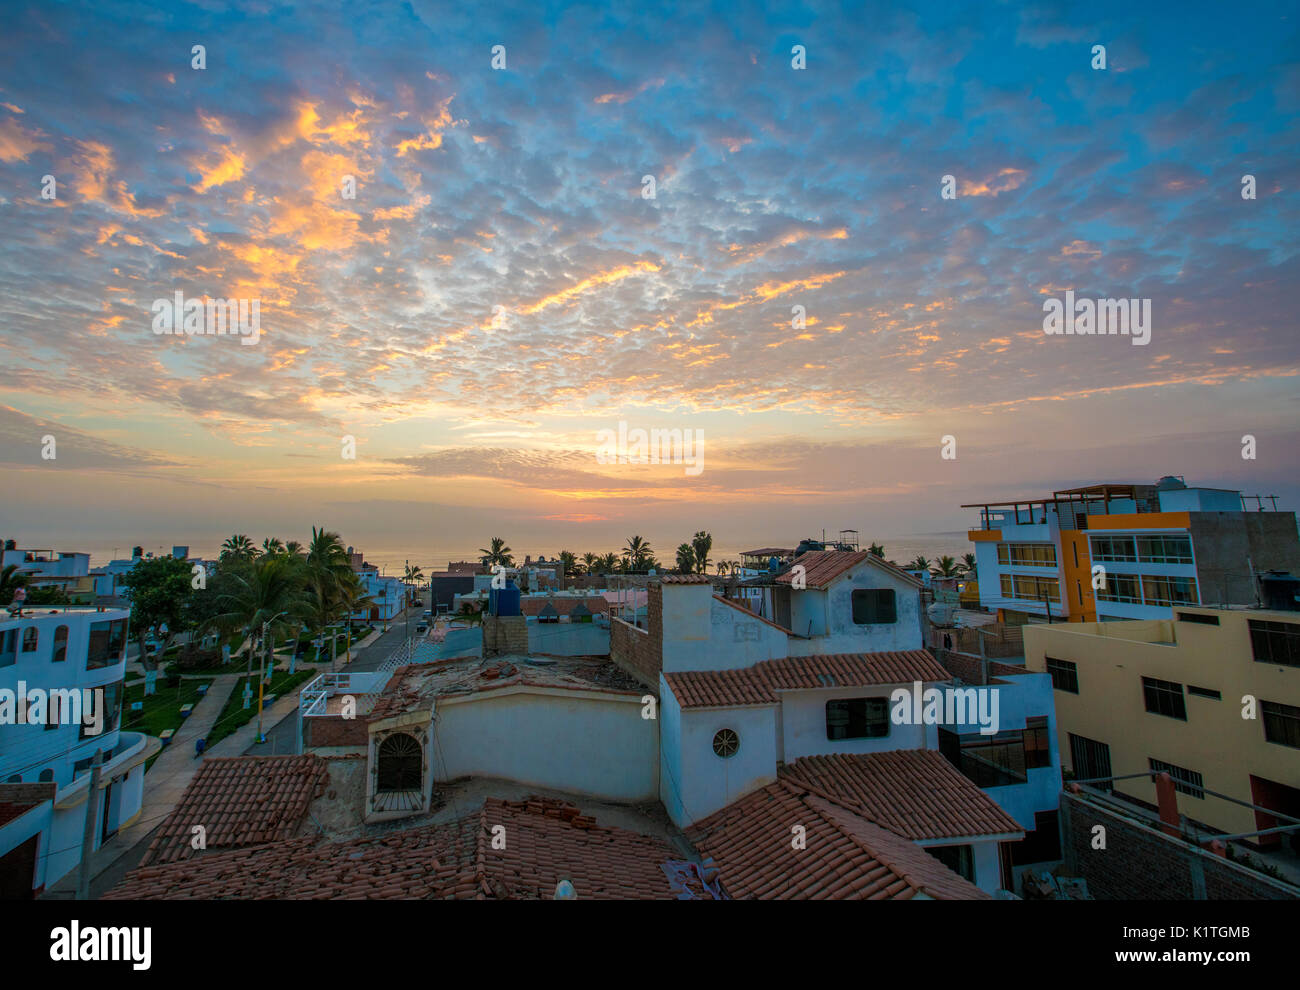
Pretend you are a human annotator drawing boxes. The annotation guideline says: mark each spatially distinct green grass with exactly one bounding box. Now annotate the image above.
[203,668,316,750]
[122,678,207,740]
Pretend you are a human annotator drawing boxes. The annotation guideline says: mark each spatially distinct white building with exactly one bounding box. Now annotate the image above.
[2,546,95,604]
[613,560,1033,894]
[0,607,155,897]
[353,572,403,622]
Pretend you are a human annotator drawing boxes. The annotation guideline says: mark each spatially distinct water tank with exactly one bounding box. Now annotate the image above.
[488,580,521,617]
[1156,475,1187,491]
[768,556,780,572]
[1259,571,1300,612]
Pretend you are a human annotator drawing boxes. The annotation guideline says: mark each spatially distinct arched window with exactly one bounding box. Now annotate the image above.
[4,774,20,783]
[376,733,423,792]
[52,625,69,662]
[21,627,38,653]
[38,769,54,782]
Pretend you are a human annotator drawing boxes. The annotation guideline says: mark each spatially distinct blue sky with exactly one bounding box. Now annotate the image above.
[0,0,1296,560]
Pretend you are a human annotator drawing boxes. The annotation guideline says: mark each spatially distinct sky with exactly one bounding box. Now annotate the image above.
[0,0,1297,566]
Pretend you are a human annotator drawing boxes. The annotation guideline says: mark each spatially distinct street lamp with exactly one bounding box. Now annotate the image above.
[256,610,289,743]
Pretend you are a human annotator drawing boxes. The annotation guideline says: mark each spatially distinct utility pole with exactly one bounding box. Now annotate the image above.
[75,749,104,900]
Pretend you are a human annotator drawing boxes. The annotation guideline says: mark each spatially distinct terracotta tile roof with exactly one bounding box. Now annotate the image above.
[664,650,951,709]
[775,549,922,589]
[686,780,988,899]
[779,751,1024,841]
[106,796,695,900]
[0,801,42,828]
[660,574,713,584]
[138,755,330,866]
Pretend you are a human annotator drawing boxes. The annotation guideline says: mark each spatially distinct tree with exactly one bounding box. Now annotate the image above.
[122,555,196,689]
[908,556,931,572]
[260,537,286,558]
[675,544,697,574]
[622,535,653,571]
[478,537,514,568]
[220,534,257,563]
[582,552,598,575]
[403,563,425,605]
[598,552,619,574]
[334,571,375,663]
[934,555,961,578]
[716,560,730,576]
[691,531,713,575]
[212,554,310,683]
[285,540,305,558]
[960,552,977,578]
[557,551,577,580]
[26,585,70,607]
[0,564,29,607]
[868,542,886,558]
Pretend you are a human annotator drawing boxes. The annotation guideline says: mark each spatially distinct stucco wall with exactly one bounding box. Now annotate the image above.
[671,704,779,826]
[433,689,658,802]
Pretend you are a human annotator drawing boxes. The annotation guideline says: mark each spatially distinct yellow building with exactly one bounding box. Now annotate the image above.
[1024,606,1300,849]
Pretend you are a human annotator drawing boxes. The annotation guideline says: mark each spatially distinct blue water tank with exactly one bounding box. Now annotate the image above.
[488,580,521,617]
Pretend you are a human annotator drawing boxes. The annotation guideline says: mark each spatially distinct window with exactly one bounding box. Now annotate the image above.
[1262,701,1300,749]
[926,844,974,882]
[1142,677,1187,721]
[1045,657,1078,694]
[376,733,423,792]
[21,627,37,652]
[999,574,1060,603]
[1024,716,1051,769]
[1068,733,1113,790]
[997,544,1057,568]
[0,629,15,668]
[851,589,896,625]
[45,691,59,731]
[1090,536,1136,563]
[80,681,124,739]
[1141,575,1198,608]
[87,618,127,670]
[1076,580,1083,606]
[52,625,68,662]
[38,769,53,782]
[1178,612,1219,626]
[826,698,890,740]
[1149,758,1205,799]
[1187,685,1221,700]
[1249,620,1300,668]
[1136,535,1193,564]
[1095,572,1142,604]
[712,728,740,758]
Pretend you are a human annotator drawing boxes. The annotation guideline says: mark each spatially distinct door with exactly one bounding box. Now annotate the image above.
[0,835,38,899]
[1068,733,1112,791]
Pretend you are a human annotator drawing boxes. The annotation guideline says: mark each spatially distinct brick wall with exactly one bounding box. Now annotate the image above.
[1060,790,1298,900]
[610,584,662,687]
[304,716,369,750]
[482,614,529,656]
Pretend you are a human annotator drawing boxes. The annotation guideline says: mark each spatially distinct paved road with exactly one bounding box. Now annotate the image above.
[244,602,425,756]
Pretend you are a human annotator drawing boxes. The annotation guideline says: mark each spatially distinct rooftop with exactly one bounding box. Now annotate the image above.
[139,755,329,866]
[778,751,1024,841]
[663,650,951,709]
[773,549,921,589]
[106,796,702,900]
[686,779,989,900]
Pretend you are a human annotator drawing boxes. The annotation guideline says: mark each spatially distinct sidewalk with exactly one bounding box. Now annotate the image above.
[43,673,240,897]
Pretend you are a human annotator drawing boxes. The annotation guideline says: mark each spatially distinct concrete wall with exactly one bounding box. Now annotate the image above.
[526,622,609,657]
[778,685,927,762]
[433,688,657,803]
[785,564,924,656]
[668,702,779,826]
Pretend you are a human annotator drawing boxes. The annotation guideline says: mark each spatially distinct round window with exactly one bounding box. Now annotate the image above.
[712,728,740,758]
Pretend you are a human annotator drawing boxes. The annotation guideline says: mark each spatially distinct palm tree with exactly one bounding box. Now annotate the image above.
[220,534,257,563]
[622,535,653,571]
[582,552,598,575]
[212,555,310,683]
[403,563,425,606]
[260,537,286,558]
[716,560,730,577]
[478,537,514,569]
[307,527,350,577]
[335,571,375,664]
[0,564,29,608]
[868,542,886,558]
[691,531,713,575]
[675,544,696,574]
[934,555,961,578]
[908,555,931,572]
[558,551,577,580]
[285,540,305,558]
[599,552,620,574]
[960,552,978,578]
